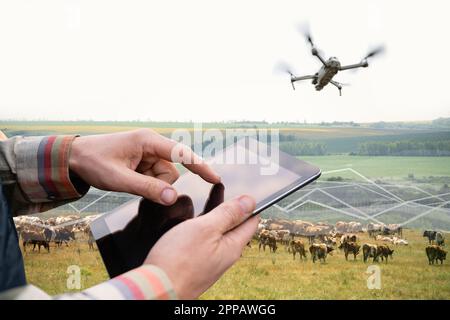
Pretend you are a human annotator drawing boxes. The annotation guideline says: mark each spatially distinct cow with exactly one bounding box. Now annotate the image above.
[84,227,96,251]
[290,240,307,261]
[340,234,357,246]
[21,229,50,253]
[275,229,291,249]
[376,245,394,263]
[426,245,447,265]
[382,224,403,237]
[265,235,278,253]
[362,243,378,263]
[258,229,269,251]
[309,243,334,263]
[258,230,277,253]
[54,227,75,247]
[393,238,409,245]
[376,235,394,243]
[367,223,383,238]
[423,230,437,244]
[436,232,445,246]
[339,241,360,261]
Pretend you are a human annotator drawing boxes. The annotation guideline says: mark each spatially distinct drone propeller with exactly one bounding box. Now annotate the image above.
[350,45,385,73]
[305,32,314,48]
[274,61,297,90]
[274,61,295,77]
[298,23,315,48]
[362,46,385,60]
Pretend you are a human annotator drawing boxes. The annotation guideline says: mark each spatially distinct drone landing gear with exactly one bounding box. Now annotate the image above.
[330,80,343,96]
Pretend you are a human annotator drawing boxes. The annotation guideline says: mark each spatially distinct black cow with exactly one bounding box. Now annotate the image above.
[55,228,75,247]
[426,245,447,264]
[423,230,437,244]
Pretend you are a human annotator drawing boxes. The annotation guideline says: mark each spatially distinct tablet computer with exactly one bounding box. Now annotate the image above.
[91,137,321,277]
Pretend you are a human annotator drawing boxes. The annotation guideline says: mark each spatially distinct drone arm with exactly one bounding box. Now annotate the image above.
[330,80,342,96]
[339,61,369,71]
[312,48,327,66]
[290,75,316,91]
[291,75,316,82]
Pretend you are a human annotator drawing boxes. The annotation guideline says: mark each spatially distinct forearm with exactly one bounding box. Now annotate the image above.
[0,135,89,215]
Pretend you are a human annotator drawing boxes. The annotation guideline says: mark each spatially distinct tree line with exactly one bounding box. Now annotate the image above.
[279,141,327,156]
[357,140,450,156]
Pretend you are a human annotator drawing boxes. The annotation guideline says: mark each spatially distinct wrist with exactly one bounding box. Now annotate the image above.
[69,137,83,175]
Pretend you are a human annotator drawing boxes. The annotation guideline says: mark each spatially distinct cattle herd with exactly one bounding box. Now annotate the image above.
[256,219,447,265]
[13,214,99,253]
[12,215,448,266]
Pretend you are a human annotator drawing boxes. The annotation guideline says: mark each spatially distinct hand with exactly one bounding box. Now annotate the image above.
[69,129,220,205]
[145,195,259,299]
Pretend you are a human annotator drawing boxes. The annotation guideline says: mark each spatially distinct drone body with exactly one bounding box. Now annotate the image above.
[280,29,383,96]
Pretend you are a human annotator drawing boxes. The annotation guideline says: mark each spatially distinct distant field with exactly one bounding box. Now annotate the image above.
[0,121,435,138]
[2,121,449,155]
[23,230,450,299]
[301,155,450,179]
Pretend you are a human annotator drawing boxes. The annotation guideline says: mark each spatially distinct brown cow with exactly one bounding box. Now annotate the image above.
[340,241,360,261]
[376,245,394,263]
[290,240,307,261]
[426,245,447,265]
[362,243,378,263]
[309,243,334,263]
[259,232,277,253]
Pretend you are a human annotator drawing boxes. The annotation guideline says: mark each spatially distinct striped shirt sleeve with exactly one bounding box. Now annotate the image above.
[81,265,177,300]
[15,135,87,203]
[0,265,177,300]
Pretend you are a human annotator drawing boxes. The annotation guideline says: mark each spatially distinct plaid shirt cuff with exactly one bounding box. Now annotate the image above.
[15,135,88,203]
[82,265,177,300]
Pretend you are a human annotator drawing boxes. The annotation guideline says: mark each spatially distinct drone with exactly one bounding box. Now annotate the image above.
[278,28,384,96]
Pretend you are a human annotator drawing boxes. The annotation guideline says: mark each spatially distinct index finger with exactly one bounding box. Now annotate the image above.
[144,131,221,184]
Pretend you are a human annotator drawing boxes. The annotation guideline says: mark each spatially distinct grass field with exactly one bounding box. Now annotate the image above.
[22,229,450,299]
[202,230,450,299]
[301,155,450,179]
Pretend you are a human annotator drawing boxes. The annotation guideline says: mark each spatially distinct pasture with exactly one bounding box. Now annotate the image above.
[21,229,450,299]
[301,155,450,179]
[202,229,450,299]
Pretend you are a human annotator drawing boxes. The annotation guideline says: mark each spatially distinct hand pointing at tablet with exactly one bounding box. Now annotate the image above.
[69,129,259,299]
[69,129,221,205]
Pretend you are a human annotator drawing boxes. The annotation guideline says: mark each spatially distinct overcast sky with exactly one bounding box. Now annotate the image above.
[0,0,449,123]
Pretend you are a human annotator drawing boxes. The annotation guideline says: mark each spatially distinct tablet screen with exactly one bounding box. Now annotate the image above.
[175,142,301,216]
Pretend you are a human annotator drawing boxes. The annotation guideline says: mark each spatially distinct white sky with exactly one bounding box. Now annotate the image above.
[0,0,449,123]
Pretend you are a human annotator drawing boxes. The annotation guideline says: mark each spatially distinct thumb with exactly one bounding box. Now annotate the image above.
[203,195,256,234]
[117,168,178,205]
